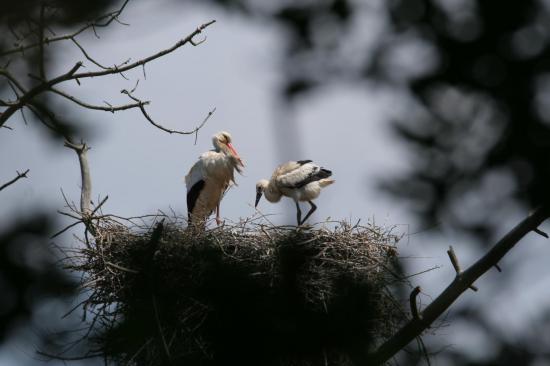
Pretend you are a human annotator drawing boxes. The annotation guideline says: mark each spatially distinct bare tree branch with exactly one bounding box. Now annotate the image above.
[50,220,83,239]
[121,89,216,135]
[64,140,92,216]
[70,20,216,79]
[38,3,47,79]
[0,61,84,125]
[367,206,550,365]
[36,350,103,362]
[534,228,549,238]
[0,68,28,94]
[409,286,421,320]
[51,87,148,112]
[0,0,131,57]
[0,169,29,192]
[0,20,216,129]
[91,195,109,216]
[446,246,478,291]
[446,246,461,274]
[69,36,111,70]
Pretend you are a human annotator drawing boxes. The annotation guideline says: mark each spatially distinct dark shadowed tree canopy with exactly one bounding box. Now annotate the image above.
[183,0,550,239]
[181,0,550,364]
[383,0,550,240]
[0,215,75,349]
[0,0,116,359]
[0,0,119,139]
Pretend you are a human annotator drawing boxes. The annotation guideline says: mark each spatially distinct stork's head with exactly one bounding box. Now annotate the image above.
[255,179,269,207]
[213,131,244,167]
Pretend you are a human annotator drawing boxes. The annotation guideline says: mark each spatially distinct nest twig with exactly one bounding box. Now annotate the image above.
[62,215,405,366]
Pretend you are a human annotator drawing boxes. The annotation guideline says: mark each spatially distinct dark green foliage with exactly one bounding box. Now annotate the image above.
[0,215,75,343]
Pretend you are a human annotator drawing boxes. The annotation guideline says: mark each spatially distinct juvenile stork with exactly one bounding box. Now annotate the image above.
[255,160,334,225]
[185,131,244,228]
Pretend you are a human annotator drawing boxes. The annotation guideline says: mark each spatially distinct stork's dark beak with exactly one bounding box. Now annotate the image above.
[255,190,263,208]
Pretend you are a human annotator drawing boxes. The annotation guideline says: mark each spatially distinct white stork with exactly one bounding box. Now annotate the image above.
[185,131,244,228]
[255,160,334,225]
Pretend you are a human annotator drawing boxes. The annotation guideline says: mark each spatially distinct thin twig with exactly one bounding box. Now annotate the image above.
[51,220,83,239]
[409,286,422,320]
[534,228,548,238]
[0,20,216,129]
[51,87,148,112]
[38,3,47,79]
[447,246,478,291]
[122,89,216,135]
[1,0,131,57]
[0,169,29,192]
[69,36,110,70]
[446,246,461,274]
[105,261,139,274]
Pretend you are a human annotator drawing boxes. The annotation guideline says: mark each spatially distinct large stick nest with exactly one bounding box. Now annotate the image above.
[67,217,405,366]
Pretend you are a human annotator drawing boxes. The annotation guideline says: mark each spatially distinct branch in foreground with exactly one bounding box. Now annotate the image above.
[409,286,421,320]
[367,206,550,365]
[0,169,29,192]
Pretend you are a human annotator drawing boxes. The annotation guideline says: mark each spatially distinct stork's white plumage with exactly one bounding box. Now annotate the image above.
[255,160,334,225]
[185,131,244,228]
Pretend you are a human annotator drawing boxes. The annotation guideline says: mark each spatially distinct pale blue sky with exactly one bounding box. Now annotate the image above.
[1,1,550,364]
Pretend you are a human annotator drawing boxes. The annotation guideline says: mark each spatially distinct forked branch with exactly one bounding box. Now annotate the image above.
[0,15,216,131]
[367,206,550,365]
[64,140,92,216]
[0,169,30,192]
[121,89,216,135]
[0,0,131,57]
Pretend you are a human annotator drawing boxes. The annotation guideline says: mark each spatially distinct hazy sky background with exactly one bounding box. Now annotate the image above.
[1,0,550,364]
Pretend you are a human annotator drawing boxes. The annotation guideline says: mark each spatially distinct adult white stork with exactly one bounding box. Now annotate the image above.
[255,160,334,225]
[185,131,244,228]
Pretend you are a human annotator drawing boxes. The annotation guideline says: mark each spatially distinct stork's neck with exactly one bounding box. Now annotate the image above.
[212,139,222,153]
[264,181,282,203]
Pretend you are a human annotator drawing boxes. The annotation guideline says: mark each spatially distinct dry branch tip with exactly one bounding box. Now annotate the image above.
[534,228,548,238]
[410,286,422,320]
[446,246,461,274]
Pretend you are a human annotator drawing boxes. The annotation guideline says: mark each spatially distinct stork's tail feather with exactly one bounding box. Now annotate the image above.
[319,178,335,187]
[319,168,332,179]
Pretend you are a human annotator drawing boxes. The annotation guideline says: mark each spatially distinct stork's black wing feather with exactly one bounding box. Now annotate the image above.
[293,167,332,188]
[187,180,205,220]
[296,160,313,165]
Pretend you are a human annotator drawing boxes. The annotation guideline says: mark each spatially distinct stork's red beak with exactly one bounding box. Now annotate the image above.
[227,142,244,166]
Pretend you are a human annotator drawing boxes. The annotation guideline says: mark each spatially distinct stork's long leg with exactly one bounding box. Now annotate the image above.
[216,184,229,226]
[300,201,317,225]
[295,201,302,226]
